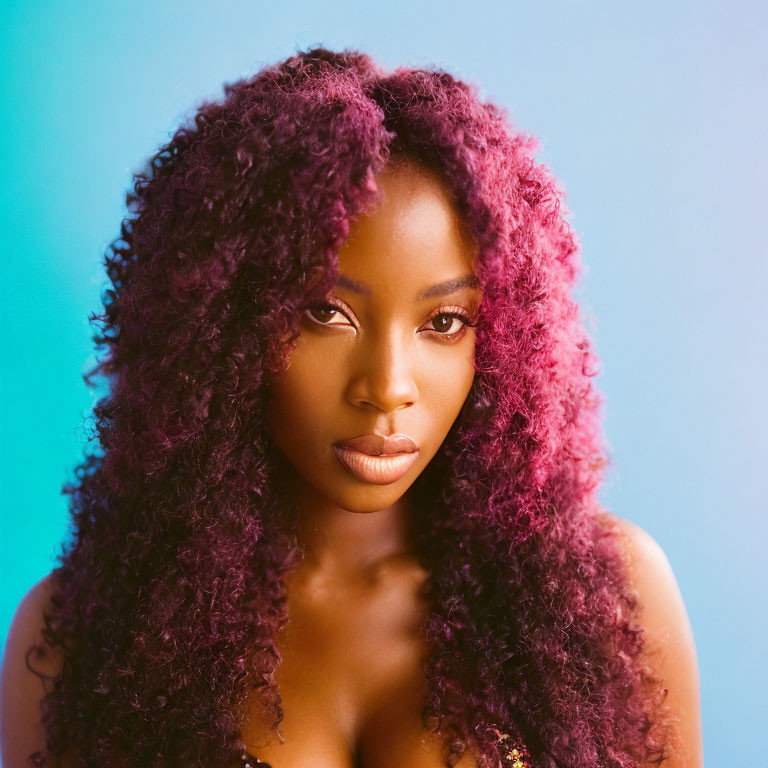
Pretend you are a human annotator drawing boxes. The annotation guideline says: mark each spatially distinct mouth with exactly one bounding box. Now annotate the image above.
[332,433,419,484]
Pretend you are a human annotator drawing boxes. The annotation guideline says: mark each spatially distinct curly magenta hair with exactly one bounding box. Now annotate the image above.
[28,46,672,768]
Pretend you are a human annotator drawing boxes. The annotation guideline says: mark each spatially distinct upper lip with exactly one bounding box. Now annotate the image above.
[333,433,418,456]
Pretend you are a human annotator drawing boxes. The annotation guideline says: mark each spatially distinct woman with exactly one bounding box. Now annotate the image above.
[1,47,702,767]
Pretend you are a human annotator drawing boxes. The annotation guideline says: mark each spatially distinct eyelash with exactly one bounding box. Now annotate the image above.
[302,298,476,341]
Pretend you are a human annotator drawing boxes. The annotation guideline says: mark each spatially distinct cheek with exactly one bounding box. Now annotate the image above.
[418,342,476,436]
[426,340,476,399]
[266,342,337,450]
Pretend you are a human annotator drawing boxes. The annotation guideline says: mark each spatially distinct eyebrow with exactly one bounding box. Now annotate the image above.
[336,273,481,300]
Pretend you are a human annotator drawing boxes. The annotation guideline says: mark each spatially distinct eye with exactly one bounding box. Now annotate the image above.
[422,308,475,340]
[303,299,354,328]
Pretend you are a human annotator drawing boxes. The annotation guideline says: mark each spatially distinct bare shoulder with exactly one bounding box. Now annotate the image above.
[600,512,704,768]
[605,514,695,643]
[1,572,64,767]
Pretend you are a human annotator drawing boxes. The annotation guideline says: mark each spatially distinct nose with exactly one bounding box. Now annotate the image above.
[345,332,419,413]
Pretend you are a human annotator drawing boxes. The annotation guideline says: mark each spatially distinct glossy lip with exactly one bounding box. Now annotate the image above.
[332,445,420,484]
[333,433,418,456]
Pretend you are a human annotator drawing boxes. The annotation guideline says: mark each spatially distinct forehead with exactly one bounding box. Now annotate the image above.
[336,161,478,290]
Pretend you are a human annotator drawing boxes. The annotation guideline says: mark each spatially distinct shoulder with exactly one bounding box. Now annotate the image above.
[599,512,704,767]
[1,572,64,766]
[2,572,62,680]
[607,515,680,607]
[600,512,696,669]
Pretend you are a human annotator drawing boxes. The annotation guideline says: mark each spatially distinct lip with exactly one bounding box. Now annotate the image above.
[332,445,420,484]
[334,433,418,456]
[332,433,420,485]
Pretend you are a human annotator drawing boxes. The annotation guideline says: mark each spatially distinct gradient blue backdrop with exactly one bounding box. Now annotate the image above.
[2,1,765,763]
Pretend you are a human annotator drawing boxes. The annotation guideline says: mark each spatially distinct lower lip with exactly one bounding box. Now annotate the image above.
[332,446,419,484]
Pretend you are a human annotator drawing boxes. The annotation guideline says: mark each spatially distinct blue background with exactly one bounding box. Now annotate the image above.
[1,1,765,763]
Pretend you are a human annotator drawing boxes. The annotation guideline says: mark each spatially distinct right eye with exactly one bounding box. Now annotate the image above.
[303,301,354,328]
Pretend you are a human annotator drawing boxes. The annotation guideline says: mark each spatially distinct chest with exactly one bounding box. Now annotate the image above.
[238,559,480,768]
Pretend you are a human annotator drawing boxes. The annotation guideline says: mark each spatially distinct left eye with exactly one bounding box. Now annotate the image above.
[425,313,469,335]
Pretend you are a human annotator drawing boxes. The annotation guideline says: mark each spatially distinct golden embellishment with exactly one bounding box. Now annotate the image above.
[492,727,534,768]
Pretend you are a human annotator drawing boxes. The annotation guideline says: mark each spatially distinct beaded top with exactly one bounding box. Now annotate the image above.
[493,729,534,767]
[240,728,535,767]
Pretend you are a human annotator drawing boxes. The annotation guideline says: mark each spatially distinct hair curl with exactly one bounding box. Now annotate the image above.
[28,46,672,768]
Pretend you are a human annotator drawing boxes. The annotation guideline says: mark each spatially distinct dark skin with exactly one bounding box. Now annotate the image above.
[243,159,484,766]
[0,159,702,767]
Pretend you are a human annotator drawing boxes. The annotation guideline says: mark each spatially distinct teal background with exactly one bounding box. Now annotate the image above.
[1,1,766,763]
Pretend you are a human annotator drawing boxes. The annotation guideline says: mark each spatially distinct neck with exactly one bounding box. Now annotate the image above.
[291,480,418,579]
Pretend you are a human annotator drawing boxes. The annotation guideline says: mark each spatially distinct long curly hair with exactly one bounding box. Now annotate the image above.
[28,46,672,768]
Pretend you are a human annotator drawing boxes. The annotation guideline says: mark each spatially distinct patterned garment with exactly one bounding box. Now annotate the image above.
[240,728,535,767]
[493,728,535,767]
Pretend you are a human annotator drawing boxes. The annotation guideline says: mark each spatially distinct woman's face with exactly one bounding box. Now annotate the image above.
[267,159,482,514]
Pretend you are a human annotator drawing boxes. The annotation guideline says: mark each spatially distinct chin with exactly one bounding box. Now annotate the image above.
[335,486,411,513]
